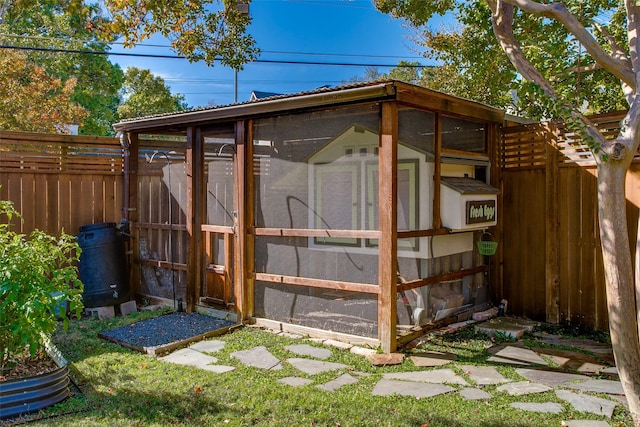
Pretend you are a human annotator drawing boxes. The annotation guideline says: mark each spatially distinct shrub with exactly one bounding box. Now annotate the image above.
[0,198,83,372]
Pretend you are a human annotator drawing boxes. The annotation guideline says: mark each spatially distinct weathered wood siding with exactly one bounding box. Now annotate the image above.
[0,131,123,236]
[499,112,638,330]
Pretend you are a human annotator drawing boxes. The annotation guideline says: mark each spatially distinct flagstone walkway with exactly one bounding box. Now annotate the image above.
[158,326,625,427]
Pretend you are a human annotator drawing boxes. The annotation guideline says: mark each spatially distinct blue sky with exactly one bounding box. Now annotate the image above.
[109,0,434,108]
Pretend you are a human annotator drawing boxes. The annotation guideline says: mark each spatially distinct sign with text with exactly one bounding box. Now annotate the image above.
[466,200,497,225]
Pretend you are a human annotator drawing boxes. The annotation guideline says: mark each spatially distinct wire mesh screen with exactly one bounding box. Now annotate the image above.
[254,281,379,337]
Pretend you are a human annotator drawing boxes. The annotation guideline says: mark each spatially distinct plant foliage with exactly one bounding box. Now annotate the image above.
[0,197,83,372]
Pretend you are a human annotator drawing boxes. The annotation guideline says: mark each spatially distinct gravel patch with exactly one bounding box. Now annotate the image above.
[99,312,235,350]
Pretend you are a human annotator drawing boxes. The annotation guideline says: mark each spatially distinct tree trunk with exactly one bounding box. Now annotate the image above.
[597,161,640,425]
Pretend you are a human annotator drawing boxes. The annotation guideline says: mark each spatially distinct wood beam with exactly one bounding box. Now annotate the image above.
[378,102,398,353]
[124,132,139,297]
[186,126,204,312]
[234,120,255,320]
[433,113,442,230]
[545,123,560,323]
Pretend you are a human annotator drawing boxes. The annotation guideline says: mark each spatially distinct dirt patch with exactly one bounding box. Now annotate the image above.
[0,350,58,382]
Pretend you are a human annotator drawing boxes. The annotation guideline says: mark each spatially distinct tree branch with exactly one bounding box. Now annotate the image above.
[488,0,608,157]
[0,0,12,24]
[501,0,635,90]
[594,22,631,67]
[625,2,640,85]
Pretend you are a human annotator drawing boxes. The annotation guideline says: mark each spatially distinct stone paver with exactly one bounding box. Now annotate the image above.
[459,388,492,400]
[460,365,512,385]
[278,377,313,387]
[317,373,358,392]
[231,346,281,370]
[160,347,218,366]
[477,318,537,340]
[555,389,616,418]
[566,379,625,395]
[323,339,353,351]
[119,300,138,316]
[510,402,563,414]
[410,351,457,367]
[515,368,590,387]
[153,328,629,422]
[496,381,552,396]
[285,344,332,360]
[190,340,225,353]
[286,358,348,375]
[600,366,618,376]
[383,369,469,386]
[372,379,455,398]
[350,346,377,357]
[561,421,612,427]
[488,345,548,366]
[159,347,235,373]
[368,353,404,366]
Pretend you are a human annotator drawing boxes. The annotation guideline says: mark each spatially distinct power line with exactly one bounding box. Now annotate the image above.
[0,44,431,68]
[0,33,424,61]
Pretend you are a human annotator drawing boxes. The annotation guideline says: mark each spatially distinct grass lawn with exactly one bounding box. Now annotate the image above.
[7,308,632,427]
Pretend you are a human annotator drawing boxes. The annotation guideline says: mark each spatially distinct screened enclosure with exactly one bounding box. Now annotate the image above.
[115,80,504,352]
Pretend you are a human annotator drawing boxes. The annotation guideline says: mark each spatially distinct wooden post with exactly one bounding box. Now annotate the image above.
[378,102,398,353]
[433,113,442,230]
[234,120,255,319]
[245,121,255,318]
[186,126,204,312]
[488,122,503,298]
[123,132,139,297]
[545,123,560,323]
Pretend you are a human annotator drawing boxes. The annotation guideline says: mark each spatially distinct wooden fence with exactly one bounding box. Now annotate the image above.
[0,131,124,236]
[498,111,638,330]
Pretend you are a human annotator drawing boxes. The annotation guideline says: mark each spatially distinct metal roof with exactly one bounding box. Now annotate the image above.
[114,80,504,134]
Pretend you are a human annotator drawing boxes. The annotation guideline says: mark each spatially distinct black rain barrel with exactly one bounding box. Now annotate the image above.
[77,222,129,308]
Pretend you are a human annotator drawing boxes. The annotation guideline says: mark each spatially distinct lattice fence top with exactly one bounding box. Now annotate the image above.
[501,111,627,170]
[0,131,123,174]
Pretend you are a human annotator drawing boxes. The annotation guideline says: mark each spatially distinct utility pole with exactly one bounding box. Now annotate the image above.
[234,2,250,103]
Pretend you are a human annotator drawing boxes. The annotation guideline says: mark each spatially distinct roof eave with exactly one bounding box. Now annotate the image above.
[114,82,398,134]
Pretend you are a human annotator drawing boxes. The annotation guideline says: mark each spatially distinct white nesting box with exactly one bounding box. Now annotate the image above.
[441,176,500,232]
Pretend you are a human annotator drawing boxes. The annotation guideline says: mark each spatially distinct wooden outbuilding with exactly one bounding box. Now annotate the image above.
[114,80,504,352]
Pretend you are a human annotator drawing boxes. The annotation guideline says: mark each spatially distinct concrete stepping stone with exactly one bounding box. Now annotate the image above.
[496,381,552,396]
[609,395,629,409]
[600,366,618,376]
[459,387,491,400]
[231,346,281,370]
[561,421,612,427]
[477,317,538,339]
[286,358,348,375]
[555,389,616,418]
[488,345,548,366]
[459,365,512,385]
[515,368,590,387]
[410,351,457,367]
[285,344,332,360]
[383,369,469,386]
[372,379,455,398]
[159,348,236,373]
[533,347,612,372]
[278,377,313,387]
[160,347,219,366]
[190,340,225,353]
[317,373,358,392]
[566,379,625,395]
[510,402,563,413]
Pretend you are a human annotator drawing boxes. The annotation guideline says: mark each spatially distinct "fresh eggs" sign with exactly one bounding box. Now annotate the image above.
[465,200,497,225]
